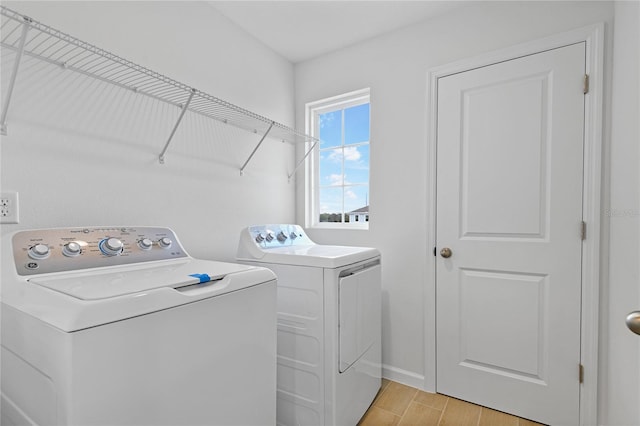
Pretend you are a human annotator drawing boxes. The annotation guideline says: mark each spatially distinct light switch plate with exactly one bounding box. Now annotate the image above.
[1,192,19,224]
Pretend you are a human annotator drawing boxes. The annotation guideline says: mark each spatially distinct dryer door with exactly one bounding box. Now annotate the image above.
[338,261,381,373]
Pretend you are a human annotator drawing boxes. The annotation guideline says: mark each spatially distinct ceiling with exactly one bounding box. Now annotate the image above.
[208,1,466,63]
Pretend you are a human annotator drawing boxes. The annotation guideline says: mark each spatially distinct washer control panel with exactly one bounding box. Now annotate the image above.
[12,226,187,276]
[247,224,314,249]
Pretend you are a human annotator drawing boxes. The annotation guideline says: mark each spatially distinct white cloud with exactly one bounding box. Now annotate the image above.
[326,174,355,186]
[326,146,362,163]
[343,146,361,161]
[327,150,342,162]
[328,174,343,185]
[319,112,336,129]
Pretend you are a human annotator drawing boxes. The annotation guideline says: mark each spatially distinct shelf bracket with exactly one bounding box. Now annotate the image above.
[287,138,319,182]
[240,121,274,175]
[1,16,31,136]
[158,88,196,164]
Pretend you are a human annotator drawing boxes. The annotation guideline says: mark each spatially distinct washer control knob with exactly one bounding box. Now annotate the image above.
[277,231,288,242]
[289,232,298,240]
[28,244,50,260]
[265,232,275,242]
[138,238,153,250]
[255,233,265,243]
[100,238,124,256]
[158,237,172,248]
[62,242,82,257]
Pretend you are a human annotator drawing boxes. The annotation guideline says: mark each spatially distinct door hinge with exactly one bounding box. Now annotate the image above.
[581,221,587,240]
[583,74,590,94]
[579,363,584,383]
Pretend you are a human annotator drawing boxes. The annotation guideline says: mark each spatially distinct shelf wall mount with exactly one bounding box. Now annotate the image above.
[158,88,196,164]
[288,138,320,182]
[240,121,274,176]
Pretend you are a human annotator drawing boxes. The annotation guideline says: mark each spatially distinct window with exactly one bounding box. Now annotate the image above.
[306,89,370,228]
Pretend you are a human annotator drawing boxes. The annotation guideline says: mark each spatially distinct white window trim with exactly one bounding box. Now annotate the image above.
[305,88,371,229]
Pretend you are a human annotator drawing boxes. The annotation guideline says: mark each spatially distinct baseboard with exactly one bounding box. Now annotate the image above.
[382,364,425,390]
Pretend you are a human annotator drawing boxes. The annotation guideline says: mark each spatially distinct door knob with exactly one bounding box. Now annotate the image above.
[440,247,452,258]
[626,311,640,336]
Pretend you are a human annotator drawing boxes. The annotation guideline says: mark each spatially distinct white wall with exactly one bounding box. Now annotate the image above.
[599,2,640,425]
[294,2,640,424]
[0,1,296,261]
[2,2,637,425]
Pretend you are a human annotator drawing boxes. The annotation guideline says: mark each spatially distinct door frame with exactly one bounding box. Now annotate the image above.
[424,23,604,425]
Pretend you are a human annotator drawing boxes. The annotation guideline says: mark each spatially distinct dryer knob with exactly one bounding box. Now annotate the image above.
[158,237,172,248]
[265,232,275,242]
[28,244,50,260]
[289,232,298,240]
[255,233,265,243]
[277,231,288,242]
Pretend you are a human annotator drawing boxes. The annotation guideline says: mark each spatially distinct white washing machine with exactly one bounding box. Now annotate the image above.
[1,226,277,426]
[237,224,382,426]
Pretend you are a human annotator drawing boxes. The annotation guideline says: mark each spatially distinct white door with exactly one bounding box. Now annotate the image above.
[436,43,586,425]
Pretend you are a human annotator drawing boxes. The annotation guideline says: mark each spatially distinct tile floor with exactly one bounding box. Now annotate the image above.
[358,379,546,426]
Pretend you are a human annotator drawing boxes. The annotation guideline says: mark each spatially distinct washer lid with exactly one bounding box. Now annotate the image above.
[242,244,380,268]
[29,259,250,300]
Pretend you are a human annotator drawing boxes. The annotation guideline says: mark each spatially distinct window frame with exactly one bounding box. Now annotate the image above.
[305,88,371,230]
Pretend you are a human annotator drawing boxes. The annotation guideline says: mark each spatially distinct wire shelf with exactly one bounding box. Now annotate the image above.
[0,6,317,174]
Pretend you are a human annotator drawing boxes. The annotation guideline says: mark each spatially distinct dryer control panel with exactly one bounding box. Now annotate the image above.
[12,226,188,275]
[245,224,314,249]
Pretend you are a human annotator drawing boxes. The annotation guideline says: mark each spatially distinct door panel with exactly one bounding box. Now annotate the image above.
[459,269,548,380]
[339,264,381,373]
[436,43,586,426]
[461,73,550,239]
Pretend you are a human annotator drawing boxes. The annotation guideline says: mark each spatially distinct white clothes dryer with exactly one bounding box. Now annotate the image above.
[1,226,277,426]
[237,224,382,426]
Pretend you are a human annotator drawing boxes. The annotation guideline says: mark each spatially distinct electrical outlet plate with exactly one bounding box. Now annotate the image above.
[0,192,19,224]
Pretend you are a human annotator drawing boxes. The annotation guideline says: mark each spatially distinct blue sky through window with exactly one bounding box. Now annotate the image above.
[318,101,370,222]
[345,103,369,144]
[319,110,342,149]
